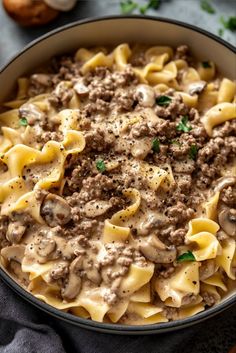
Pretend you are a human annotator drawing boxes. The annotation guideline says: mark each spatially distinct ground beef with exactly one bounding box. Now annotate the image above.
[166,201,195,225]
[84,128,115,152]
[155,94,189,120]
[212,119,236,138]
[40,131,63,144]
[220,186,236,207]
[168,228,186,246]
[78,174,116,203]
[202,292,218,307]
[28,74,53,96]
[113,89,135,112]
[175,45,189,60]
[50,261,69,280]
[156,264,176,279]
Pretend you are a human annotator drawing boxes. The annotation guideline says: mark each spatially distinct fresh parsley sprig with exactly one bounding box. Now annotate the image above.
[177,251,196,263]
[120,0,137,14]
[19,117,28,126]
[176,116,192,133]
[189,144,198,160]
[152,138,160,153]
[156,95,172,107]
[96,159,106,173]
[200,0,215,14]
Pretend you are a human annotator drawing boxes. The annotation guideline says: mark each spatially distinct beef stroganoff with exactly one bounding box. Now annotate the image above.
[0,44,235,325]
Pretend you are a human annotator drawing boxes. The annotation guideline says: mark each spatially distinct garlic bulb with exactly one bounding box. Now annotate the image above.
[44,0,77,11]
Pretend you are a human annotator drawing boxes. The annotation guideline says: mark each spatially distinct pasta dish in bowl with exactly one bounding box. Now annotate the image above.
[0,17,235,333]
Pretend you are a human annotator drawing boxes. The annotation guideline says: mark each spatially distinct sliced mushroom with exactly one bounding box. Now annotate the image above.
[41,194,71,227]
[214,176,236,193]
[19,103,45,125]
[61,257,83,300]
[134,84,155,107]
[139,213,169,236]
[6,222,26,244]
[218,207,236,237]
[83,258,101,285]
[84,200,111,218]
[31,74,52,87]
[188,81,206,95]
[199,260,216,281]
[73,80,90,96]
[35,237,56,258]
[139,236,177,263]
[1,245,25,265]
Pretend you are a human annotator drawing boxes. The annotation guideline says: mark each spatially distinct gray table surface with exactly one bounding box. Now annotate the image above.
[0,0,236,68]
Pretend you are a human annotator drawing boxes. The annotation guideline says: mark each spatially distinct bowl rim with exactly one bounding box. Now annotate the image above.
[0,15,235,334]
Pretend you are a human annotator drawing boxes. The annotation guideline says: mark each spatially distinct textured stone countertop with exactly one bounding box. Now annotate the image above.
[0,0,235,67]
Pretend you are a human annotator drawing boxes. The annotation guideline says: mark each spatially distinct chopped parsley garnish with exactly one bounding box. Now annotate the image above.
[202,61,212,68]
[120,0,137,14]
[96,159,106,173]
[220,16,236,31]
[218,28,224,37]
[170,139,182,147]
[200,0,215,14]
[189,144,198,160]
[140,0,160,14]
[177,251,196,263]
[176,116,192,133]
[156,95,172,106]
[19,117,28,126]
[152,138,160,153]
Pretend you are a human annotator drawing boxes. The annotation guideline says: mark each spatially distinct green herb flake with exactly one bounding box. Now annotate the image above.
[177,251,196,263]
[189,144,198,160]
[220,16,236,31]
[96,159,106,173]
[120,0,137,14]
[152,138,160,153]
[202,61,212,68]
[139,0,160,14]
[200,0,215,14]
[19,117,28,126]
[170,139,182,147]
[156,95,172,107]
[176,116,192,133]
[218,28,224,37]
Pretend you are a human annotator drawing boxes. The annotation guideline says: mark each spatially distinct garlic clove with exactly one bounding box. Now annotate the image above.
[44,0,77,11]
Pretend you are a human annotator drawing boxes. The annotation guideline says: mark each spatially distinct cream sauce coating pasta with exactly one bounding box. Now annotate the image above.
[0,43,235,325]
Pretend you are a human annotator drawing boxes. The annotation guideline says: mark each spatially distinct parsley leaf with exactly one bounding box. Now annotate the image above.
[19,117,28,126]
[220,16,236,31]
[200,0,215,14]
[96,159,106,173]
[176,116,192,133]
[218,28,224,37]
[152,138,160,153]
[120,0,137,14]
[140,0,160,14]
[177,251,196,263]
[170,139,182,147]
[189,144,198,160]
[156,95,172,106]
[202,61,212,68]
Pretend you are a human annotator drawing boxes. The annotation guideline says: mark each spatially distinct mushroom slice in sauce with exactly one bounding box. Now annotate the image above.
[218,207,236,237]
[73,80,90,96]
[199,259,216,281]
[19,103,46,125]
[139,236,177,263]
[1,245,25,265]
[188,81,206,95]
[35,237,56,258]
[84,200,112,218]
[214,176,236,193]
[6,222,26,244]
[134,84,155,107]
[41,194,71,227]
[61,256,83,300]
